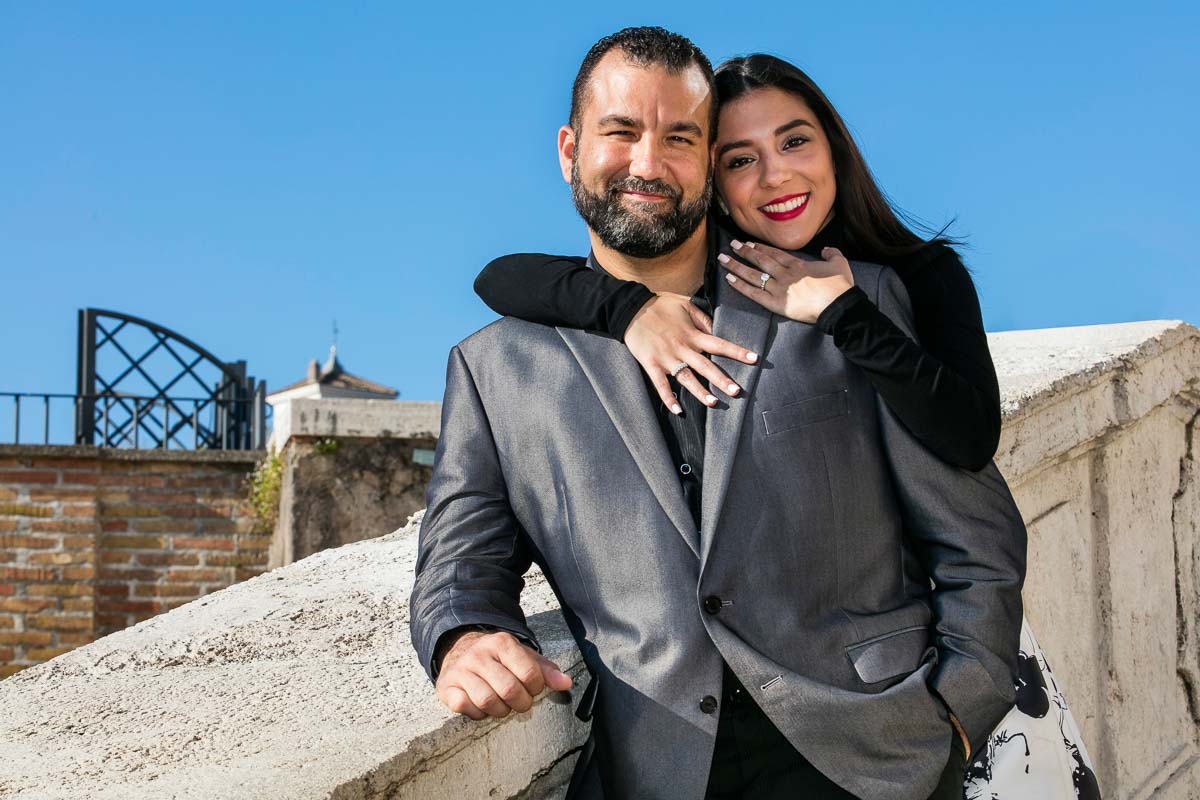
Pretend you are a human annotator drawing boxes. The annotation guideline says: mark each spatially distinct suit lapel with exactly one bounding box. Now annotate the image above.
[700,241,772,565]
[557,327,701,558]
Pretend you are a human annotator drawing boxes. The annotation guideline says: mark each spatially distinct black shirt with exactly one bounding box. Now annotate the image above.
[474,218,1002,471]
[588,230,721,530]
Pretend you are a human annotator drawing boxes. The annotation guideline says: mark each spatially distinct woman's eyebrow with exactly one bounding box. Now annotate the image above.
[774,118,815,136]
[716,119,816,158]
[716,139,752,158]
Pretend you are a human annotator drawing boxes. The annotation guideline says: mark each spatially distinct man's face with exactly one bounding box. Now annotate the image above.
[559,51,713,259]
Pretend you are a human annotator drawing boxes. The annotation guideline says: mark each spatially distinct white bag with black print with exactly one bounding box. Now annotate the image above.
[964,619,1101,799]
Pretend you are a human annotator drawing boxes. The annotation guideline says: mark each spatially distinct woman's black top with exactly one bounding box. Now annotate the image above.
[473,220,1002,471]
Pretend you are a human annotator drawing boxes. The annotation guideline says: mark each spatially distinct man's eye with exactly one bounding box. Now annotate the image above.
[607,130,636,137]
[669,136,694,144]
[783,135,809,150]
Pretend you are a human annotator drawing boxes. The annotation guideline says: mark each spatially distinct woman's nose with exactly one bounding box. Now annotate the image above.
[759,154,791,189]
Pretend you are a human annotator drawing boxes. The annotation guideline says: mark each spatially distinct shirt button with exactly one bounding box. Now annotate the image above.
[703,595,722,614]
[680,463,692,475]
[699,695,718,714]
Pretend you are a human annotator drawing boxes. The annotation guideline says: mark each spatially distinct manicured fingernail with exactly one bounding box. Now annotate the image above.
[717,253,730,264]
[746,352,758,363]
[704,394,717,405]
[671,404,682,415]
[746,242,756,248]
[725,273,737,284]
[727,383,740,395]
[730,240,743,250]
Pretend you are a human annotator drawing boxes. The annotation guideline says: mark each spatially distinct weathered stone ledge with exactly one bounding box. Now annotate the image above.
[2,320,1198,800]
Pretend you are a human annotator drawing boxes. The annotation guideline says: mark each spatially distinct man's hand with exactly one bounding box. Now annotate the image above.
[949,713,971,760]
[435,629,573,720]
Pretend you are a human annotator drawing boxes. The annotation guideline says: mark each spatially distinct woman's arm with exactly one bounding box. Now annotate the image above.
[474,253,654,340]
[815,247,1002,471]
[722,240,1001,471]
[475,253,758,411]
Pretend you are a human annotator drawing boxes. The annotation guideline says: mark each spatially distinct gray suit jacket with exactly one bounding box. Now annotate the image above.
[410,239,1026,800]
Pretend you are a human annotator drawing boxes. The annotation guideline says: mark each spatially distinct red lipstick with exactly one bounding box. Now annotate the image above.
[759,193,809,221]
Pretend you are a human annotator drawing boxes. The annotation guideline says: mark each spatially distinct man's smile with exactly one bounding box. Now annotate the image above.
[620,189,671,202]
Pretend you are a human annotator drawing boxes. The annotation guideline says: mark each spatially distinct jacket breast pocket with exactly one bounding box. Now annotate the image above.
[762,388,849,436]
[845,625,934,684]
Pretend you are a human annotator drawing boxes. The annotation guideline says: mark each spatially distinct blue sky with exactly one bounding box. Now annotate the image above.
[2,2,1197,413]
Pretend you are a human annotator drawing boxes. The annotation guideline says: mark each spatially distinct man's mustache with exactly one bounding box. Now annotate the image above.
[607,176,680,201]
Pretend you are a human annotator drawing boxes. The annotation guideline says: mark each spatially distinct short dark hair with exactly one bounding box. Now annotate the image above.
[569,26,717,140]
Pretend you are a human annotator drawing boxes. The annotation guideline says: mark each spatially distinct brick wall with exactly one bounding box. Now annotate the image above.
[0,445,265,678]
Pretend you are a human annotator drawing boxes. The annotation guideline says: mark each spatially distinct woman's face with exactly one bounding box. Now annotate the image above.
[713,87,837,250]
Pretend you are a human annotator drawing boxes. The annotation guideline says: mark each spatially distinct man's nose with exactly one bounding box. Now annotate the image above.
[628,136,666,181]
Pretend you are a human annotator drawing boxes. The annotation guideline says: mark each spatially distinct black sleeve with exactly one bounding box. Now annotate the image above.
[815,248,1002,471]
[474,253,656,341]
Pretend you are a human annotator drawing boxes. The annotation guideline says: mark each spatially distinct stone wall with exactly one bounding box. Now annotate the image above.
[0,446,266,677]
[1,320,1198,799]
[988,321,1200,795]
[268,398,440,568]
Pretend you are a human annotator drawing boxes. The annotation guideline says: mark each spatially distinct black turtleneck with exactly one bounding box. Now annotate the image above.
[472,219,1001,471]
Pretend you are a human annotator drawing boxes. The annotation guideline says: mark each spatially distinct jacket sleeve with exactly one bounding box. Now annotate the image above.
[871,265,1026,757]
[473,253,655,341]
[409,344,542,685]
[815,248,1001,471]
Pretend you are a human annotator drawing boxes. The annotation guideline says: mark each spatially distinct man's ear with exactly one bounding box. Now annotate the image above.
[557,125,576,184]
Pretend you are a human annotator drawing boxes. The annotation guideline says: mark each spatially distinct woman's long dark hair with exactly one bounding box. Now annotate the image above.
[714,54,960,263]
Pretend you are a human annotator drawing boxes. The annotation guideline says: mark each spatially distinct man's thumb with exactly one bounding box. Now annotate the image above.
[539,658,573,691]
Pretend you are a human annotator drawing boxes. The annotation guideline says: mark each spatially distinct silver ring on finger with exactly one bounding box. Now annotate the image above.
[759,272,771,290]
[669,362,689,378]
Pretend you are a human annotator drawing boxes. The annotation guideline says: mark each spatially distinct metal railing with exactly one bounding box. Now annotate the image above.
[1,390,270,450]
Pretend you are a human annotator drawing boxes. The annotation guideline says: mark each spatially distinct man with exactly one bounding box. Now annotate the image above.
[410,26,1025,800]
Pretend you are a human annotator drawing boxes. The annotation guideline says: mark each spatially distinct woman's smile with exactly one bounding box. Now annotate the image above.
[759,192,809,221]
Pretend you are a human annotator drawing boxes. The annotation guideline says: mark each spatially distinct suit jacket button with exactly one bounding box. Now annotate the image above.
[703,595,722,614]
[699,695,718,714]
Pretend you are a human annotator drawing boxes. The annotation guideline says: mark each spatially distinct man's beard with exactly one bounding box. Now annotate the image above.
[571,157,712,259]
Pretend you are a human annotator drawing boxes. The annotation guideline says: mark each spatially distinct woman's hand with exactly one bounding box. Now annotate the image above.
[625,293,759,414]
[718,240,854,324]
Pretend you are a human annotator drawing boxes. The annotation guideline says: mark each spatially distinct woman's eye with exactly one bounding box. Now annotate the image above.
[782,135,809,150]
[726,156,753,169]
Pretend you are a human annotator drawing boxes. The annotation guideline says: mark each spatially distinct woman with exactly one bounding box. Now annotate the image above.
[477,54,1099,800]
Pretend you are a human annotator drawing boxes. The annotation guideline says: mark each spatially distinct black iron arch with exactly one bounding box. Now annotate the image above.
[76,308,267,450]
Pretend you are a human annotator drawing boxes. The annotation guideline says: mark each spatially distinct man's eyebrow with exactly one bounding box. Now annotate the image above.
[666,121,704,138]
[716,119,817,158]
[597,115,640,129]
